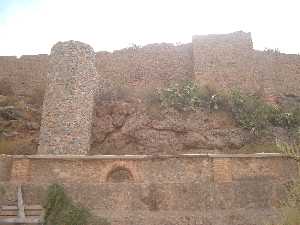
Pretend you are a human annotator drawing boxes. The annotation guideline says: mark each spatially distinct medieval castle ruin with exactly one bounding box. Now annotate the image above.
[0,31,299,225]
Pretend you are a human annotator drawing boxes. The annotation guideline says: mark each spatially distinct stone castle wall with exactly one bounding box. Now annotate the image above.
[1,33,300,225]
[0,154,298,225]
[38,41,99,155]
[193,31,300,96]
[95,43,193,98]
[0,55,48,97]
[1,31,300,99]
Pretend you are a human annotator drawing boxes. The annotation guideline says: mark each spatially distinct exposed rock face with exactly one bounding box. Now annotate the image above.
[38,41,98,155]
[91,102,250,155]
[0,94,40,155]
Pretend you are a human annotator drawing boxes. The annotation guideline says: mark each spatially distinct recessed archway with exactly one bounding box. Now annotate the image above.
[106,166,134,183]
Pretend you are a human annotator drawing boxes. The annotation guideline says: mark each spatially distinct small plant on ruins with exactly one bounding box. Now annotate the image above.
[228,90,300,135]
[228,90,276,134]
[44,184,110,225]
[276,140,300,225]
[158,80,202,111]
[158,80,224,111]
[264,48,281,55]
[270,107,300,130]
[0,185,5,197]
[276,139,300,163]
[128,43,141,50]
[158,83,300,135]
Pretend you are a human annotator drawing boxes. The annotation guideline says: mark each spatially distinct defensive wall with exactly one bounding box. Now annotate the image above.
[38,41,99,155]
[1,31,300,98]
[1,32,300,225]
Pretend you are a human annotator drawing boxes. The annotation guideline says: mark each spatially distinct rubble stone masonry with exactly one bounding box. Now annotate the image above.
[38,41,98,154]
[192,31,300,95]
[1,32,300,225]
[0,154,298,225]
[1,31,300,98]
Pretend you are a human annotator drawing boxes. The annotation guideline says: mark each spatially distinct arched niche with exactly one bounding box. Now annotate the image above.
[106,166,134,183]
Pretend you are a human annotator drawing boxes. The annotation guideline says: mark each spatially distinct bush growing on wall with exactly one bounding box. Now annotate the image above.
[228,90,300,134]
[158,81,300,135]
[44,184,110,225]
[270,108,300,130]
[158,81,224,112]
[228,90,277,134]
[159,80,201,111]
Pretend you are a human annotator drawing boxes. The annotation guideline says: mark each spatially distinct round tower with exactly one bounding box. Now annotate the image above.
[38,41,98,155]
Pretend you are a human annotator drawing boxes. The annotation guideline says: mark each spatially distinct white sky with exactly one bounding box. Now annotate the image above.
[0,0,300,56]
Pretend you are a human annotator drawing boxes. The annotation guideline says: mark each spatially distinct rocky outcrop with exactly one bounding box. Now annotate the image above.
[0,93,296,155]
[0,94,40,155]
[91,101,250,155]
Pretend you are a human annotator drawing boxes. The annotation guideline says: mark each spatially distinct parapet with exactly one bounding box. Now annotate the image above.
[192,31,253,49]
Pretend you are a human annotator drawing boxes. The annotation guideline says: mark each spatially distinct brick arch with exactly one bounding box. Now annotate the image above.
[106,166,133,182]
[102,161,140,183]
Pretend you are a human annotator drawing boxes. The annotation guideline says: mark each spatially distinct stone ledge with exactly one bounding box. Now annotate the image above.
[0,153,294,161]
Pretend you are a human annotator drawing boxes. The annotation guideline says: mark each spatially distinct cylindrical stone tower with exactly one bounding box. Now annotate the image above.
[38,41,98,155]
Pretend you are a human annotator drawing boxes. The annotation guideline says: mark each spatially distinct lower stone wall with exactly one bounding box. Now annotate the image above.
[0,181,284,225]
[0,157,11,181]
[0,154,298,225]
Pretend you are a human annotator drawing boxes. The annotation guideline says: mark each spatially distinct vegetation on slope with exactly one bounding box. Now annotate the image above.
[1,78,300,155]
[158,81,300,136]
[158,80,225,112]
[44,184,110,225]
[276,141,300,225]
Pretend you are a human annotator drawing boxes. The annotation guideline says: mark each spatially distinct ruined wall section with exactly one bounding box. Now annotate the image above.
[193,31,259,93]
[95,43,193,100]
[193,31,300,96]
[253,51,300,96]
[0,55,48,97]
[0,44,193,101]
[1,32,300,101]
[38,41,98,155]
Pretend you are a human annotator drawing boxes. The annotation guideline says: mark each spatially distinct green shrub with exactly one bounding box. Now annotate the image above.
[158,81,300,134]
[228,90,276,134]
[281,180,300,225]
[44,184,110,225]
[276,140,300,163]
[227,90,300,134]
[0,185,5,196]
[271,108,300,129]
[158,81,224,111]
[159,81,201,111]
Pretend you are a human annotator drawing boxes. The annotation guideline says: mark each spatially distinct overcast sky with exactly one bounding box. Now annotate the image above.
[0,0,300,56]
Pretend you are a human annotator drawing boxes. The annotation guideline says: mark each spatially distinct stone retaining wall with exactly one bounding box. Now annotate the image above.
[0,154,298,225]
